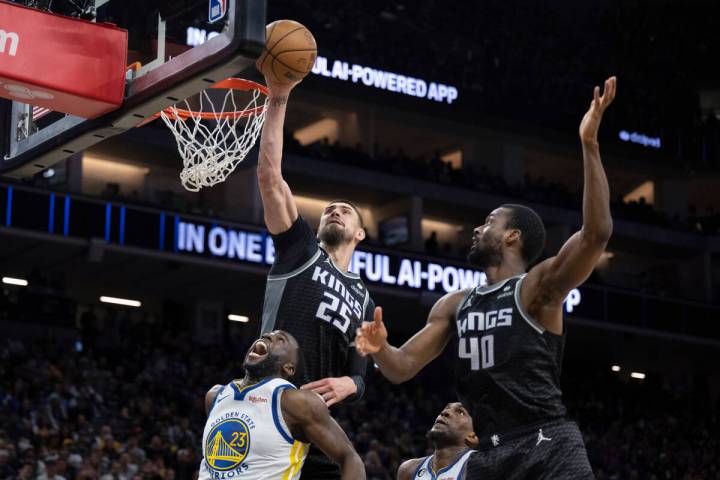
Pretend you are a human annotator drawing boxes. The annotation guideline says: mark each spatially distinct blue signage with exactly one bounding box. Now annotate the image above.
[208,0,227,24]
[0,184,580,312]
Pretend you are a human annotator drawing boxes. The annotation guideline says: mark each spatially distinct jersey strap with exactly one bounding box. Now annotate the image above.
[411,455,432,479]
[268,249,322,281]
[429,449,473,478]
[272,383,296,444]
[513,274,546,334]
[455,450,474,479]
[207,385,225,416]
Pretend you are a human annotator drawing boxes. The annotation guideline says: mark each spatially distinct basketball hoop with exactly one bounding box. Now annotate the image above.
[153,78,268,192]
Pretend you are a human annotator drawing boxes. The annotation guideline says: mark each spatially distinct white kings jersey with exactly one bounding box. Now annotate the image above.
[198,377,309,480]
[411,450,474,480]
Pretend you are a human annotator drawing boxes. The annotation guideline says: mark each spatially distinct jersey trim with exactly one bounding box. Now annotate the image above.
[268,249,322,281]
[455,288,474,321]
[412,456,430,479]
[207,385,225,416]
[320,246,361,279]
[513,274,546,334]
[272,384,296,444]
[361,287,370,320]
[281,440,308,480]
[230,377,274,401]
[261,278,287,334]
[430,449,472,478]
[475,274,522,296]
[457,452,470,480]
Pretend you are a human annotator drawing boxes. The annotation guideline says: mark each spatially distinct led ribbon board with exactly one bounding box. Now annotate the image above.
[311,55,459,104]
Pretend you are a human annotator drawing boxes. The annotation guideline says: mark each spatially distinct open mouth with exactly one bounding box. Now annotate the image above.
[248,340,268,359]
[434,417,448,427]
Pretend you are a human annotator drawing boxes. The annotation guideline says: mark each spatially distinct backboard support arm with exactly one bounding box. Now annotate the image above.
[0,0,266,178]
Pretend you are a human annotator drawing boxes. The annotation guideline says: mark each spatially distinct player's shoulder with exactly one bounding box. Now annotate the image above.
[205,384,223,399]
[204,384,225,415]
[272,215,314,240]
[281,388,328,422]
[432,288,472,314]
[397,457,425,480]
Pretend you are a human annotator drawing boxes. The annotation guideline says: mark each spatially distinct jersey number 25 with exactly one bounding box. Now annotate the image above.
[316,291,352,333]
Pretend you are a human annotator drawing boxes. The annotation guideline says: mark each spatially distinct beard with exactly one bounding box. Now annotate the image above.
[426,429,457,448]
[318,223,350,247]
[243,353,281,380]
[467,237,503,270]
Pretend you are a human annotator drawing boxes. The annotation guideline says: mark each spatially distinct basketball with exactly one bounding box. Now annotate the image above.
[256,20,317,84]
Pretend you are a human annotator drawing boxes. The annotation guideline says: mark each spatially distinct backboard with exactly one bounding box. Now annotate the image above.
[0,0,266,177]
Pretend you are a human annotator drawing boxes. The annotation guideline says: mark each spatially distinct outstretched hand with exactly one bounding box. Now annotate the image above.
[301,376,357,407]
[355,307,388,357]
[579,76,617,145]
[262,75,302,98]
[255,58,302,98]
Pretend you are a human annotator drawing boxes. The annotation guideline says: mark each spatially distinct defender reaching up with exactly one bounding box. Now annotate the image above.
[256,75,376,479]
[358,77,617,478]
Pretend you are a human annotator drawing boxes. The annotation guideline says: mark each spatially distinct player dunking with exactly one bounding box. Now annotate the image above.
[397,402,478,480]
[357,77,617,479]
[256,74,376,479]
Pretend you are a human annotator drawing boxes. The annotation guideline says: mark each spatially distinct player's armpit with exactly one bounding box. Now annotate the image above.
[532,229,609,297]
[282,390,366,479]
[204,384,223,416]
[522,230,610,335]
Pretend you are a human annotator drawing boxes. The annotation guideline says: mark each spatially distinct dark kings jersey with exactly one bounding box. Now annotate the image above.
[454,274,567,438]
[261,217,374,389]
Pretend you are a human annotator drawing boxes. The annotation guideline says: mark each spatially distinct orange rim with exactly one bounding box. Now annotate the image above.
[147,78,269,123]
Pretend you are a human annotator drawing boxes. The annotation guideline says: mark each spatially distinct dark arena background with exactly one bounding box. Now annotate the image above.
[1,0,720,479]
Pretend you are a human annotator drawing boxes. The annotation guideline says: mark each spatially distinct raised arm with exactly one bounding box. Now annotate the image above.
[355,291,464,383]
[282,389,366,480]
[256,76,301,234]
[522,77,617,334]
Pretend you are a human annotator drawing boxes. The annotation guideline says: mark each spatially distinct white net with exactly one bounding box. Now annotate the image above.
[160,85,268,192]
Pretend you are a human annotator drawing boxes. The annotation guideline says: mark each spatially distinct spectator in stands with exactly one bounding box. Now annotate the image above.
[1,326,718,479]
[424,231,439,256]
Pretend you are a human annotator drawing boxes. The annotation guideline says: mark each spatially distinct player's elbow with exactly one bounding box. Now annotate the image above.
[385,370,414,385]
[339,451,365,479]
[583,221,613,246]
[381,357,421,384]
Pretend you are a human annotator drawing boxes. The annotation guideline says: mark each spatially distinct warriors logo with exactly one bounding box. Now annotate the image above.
[205,418,251,471]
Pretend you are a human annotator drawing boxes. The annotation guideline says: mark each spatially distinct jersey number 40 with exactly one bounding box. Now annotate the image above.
[459,336,495,369]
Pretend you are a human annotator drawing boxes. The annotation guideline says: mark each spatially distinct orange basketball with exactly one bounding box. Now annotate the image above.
[256,20,317,84]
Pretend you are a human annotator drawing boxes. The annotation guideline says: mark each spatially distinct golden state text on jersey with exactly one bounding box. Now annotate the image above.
[204,414,254,476]
[199,378,309,480]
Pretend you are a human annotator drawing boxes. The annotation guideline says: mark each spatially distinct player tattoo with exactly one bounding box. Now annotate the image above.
[270,96,288,107]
